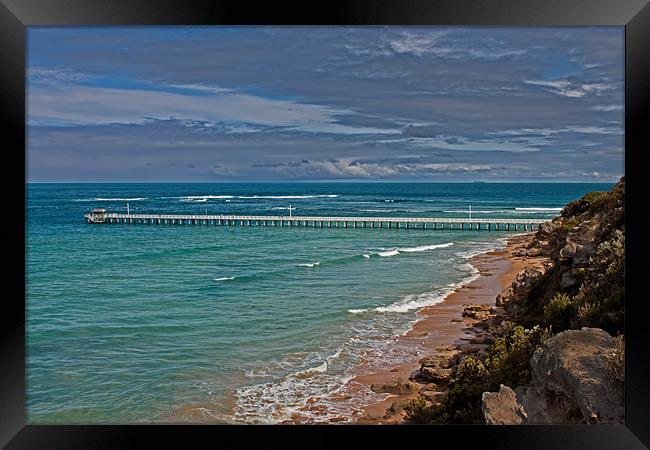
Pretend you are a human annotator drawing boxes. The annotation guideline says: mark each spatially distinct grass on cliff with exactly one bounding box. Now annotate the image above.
[404,325,551,424]
[516,180,625,335]
[541,229,625,334]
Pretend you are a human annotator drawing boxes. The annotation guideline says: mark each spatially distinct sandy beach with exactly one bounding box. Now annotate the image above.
[349,232,548,423]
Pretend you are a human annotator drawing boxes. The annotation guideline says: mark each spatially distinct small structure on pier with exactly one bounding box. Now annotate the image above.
[87,208,107,223]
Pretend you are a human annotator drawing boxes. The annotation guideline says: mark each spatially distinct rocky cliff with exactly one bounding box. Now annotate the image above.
[506,177,624,335]
[404,178,625,425]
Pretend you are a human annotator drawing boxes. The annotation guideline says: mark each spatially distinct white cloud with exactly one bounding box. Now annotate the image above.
[28,66,92,83]
[28,82,400,135]
[260,159,499,179]
[524,79,615,98]
[389,32,445,57]
[591,105,624,112]
[165,83,233,94]
[376,136,539,153]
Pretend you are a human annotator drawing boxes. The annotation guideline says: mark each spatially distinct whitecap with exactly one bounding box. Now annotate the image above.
[515,207,562,212]
[398,242,453,253]
[74,197,147,202]
[238,195,338,199]
[214,276,235,282]
[377,249,400,257]
[173,195,234,201]
[298,262,320,268]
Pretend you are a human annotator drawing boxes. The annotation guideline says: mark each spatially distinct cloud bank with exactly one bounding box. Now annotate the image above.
[27,26,624,182]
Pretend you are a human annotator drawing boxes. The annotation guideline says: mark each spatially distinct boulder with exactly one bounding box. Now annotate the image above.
[462,304,496,320]
[521,327,624,424]
[482,385,527,425]
[370,379,418,395]
[419,366,453,383]
[419,389,447,403]
[480,328,624,424]
[419,350,461,369]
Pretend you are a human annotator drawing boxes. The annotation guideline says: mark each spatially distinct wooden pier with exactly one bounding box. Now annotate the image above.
[85,210,546,231]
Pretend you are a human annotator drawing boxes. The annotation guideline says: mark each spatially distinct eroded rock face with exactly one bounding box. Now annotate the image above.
[480,328,624,424]
[522,327,624,424]
[482,385,527,424]
[496,266,545,310]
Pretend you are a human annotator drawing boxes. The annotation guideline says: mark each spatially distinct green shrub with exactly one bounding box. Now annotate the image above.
[543,293,577,332]
[573,230,625,334]
[487,325,553,387]
[561,217,580,231]
[582,191,608,206]
[403,397,441,424]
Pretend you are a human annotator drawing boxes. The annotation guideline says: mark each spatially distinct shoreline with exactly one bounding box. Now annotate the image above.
[347,232,547,424]
[173,232,547,424]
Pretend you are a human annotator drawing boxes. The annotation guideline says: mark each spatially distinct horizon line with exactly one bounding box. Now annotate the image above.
[25,179,620,184]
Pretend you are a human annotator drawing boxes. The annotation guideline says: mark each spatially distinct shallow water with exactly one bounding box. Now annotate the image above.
[26,182,611,423]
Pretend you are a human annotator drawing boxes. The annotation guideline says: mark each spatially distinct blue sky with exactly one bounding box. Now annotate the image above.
[27,27,624,182]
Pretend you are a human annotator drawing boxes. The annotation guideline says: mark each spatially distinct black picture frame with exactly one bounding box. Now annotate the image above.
[2,0,648,448]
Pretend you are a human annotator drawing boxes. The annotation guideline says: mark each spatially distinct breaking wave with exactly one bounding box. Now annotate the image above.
[348,263,480,314]
[515,207,562,212]
[377,242,453,257]
[74,197,147,202]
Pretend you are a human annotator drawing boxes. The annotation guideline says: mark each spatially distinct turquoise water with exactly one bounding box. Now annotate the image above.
[26,182,611,423]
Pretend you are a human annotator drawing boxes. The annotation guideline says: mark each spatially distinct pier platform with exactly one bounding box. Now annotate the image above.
[85,210,546,231]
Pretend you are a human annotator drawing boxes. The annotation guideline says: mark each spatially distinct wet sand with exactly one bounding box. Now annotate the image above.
[350,232,547,423]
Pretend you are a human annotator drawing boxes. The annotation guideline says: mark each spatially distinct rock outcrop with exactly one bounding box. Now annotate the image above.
[481,385,527,424]
[370,379,418,395]
[496,266,546,310]
[481,328,624,424]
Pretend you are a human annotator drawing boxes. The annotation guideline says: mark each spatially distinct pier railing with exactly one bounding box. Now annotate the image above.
[85,212,547,231]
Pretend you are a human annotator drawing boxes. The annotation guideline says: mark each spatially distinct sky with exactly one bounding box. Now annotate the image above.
[27,26,624,182]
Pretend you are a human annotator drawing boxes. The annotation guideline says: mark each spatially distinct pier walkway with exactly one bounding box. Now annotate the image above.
[85,210,546,231]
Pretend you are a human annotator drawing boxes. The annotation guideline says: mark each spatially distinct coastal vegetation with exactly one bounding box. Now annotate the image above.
[404,177,625,424]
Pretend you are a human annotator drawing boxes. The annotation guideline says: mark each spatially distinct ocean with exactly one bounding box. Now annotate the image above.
[26,182,612,423]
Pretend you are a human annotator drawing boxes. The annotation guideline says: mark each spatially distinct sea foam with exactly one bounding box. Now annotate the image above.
[214,276,236,282]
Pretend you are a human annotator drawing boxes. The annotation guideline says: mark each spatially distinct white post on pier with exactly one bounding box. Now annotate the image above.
[469,204,472,220]
[127,202,130,216]
[288,204,295,218]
